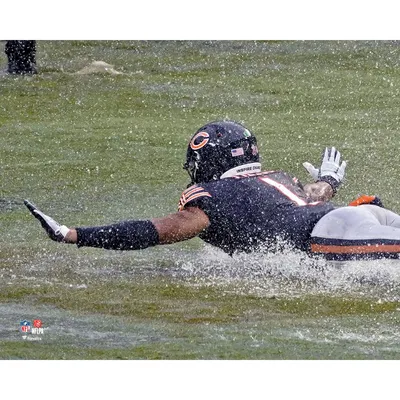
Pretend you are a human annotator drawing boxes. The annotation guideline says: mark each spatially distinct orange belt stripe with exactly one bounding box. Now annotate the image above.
[311,243,400,254]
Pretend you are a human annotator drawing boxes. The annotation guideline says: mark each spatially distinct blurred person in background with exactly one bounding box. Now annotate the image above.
[4,40,37,74]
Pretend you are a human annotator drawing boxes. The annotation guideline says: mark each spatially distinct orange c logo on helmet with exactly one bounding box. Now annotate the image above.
[190,132,209,150]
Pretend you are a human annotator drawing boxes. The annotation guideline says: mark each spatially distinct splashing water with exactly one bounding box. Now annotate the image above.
[172,244,400,301]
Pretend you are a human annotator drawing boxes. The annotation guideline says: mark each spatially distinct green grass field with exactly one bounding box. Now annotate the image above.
[2,40,400,359]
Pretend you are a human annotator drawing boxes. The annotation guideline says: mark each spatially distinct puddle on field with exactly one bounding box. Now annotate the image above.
[2,244,400,358]
[263,312,400,358]
[167,246,400,301]
[3,243,400,300]
[0,303,168,349]
[0,198,21,212]
[2,301,400,359]
[2,302,400,359]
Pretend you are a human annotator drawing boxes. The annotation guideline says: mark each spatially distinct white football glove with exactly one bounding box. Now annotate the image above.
[24,199,70,242]
[303,147,347,192]
[302,162,319,181]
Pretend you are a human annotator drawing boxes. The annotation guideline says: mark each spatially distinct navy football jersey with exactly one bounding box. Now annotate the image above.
[178,170,335,255]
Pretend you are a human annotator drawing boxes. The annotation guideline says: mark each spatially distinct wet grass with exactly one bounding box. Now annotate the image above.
[2,41,400,359]
[2,279,400,360]
[1,281,399,322]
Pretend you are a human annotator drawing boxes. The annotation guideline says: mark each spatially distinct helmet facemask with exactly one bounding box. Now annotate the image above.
[183,150,201,186]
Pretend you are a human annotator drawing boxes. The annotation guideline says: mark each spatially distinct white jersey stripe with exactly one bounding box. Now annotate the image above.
[259,176,308,206]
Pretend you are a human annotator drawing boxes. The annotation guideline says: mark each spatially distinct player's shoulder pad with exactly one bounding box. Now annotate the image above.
[178,184,212,211]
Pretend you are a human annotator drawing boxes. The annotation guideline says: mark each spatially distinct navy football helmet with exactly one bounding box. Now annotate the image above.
[184,120,260,185]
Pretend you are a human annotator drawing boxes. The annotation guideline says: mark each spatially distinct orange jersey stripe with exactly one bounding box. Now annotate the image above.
[178,188,212,211]
[185,192,212,202]
[311,243,400,254]
[183,186,205,198]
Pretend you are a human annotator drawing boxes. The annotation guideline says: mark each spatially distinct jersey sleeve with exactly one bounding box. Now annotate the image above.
[178,185,212,211]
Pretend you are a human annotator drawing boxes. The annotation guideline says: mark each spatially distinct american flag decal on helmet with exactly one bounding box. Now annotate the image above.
[178,186,212,211]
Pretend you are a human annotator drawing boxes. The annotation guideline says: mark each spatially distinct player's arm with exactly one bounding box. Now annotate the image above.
[302,147,346,201]
[303,181,334,202]
[24,200,210,249]
[151,207,210,244]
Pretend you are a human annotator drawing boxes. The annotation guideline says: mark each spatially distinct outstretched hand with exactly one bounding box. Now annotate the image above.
[24,199,70,242]
[303,147,347,192]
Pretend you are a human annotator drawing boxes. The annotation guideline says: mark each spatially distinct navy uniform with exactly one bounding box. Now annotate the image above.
[5,41,37,74]
[179,170,335,255]
[23,119,400,260]
[24,120,354,259]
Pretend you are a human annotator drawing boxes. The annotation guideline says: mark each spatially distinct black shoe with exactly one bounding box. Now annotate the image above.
[7,62,37,75]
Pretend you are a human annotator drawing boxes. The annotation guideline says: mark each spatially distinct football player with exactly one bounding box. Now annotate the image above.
[24,120,400,260]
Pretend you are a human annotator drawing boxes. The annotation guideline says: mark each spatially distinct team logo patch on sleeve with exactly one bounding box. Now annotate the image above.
[178,186,212,211]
